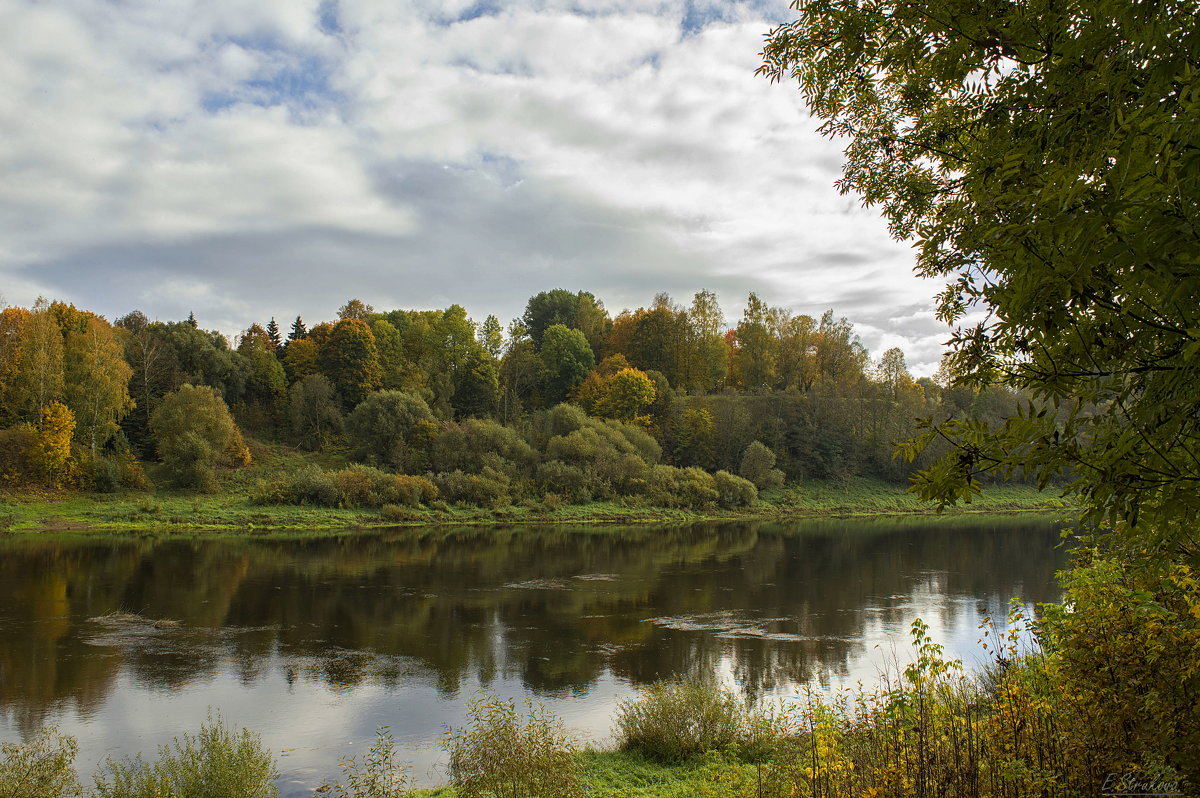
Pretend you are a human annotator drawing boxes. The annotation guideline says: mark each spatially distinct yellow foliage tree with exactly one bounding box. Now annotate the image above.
[30,401,76,487]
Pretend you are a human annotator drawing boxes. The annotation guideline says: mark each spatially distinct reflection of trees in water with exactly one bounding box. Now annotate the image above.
[0,518,1064,732]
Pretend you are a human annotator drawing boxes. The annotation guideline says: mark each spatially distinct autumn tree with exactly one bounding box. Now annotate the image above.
[592,368,656,424]
[238,324,272,354]
[570,354,633,414]
[319,318,382,407]
[731,293,776,391]
[670,407,716,469]
[680,290,728,393]
[763,0,1200,777]
[283,337,319,383]
[337,298,375,321]
[63,316,134,454]
[0,306,29,426]
[16,298,65,419]
[628,295,686,385]
[875,348,910,400]
[774,312,818,392]
[29,400,76,487]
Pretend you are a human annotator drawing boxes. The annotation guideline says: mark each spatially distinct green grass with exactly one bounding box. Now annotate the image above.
[0,439,1073,535]
[401,750,752,798]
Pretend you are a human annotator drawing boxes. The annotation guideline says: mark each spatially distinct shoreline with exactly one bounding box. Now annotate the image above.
[0,480,1073,535]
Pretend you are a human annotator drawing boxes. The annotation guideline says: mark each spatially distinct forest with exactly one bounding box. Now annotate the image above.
[0,289,1022,510]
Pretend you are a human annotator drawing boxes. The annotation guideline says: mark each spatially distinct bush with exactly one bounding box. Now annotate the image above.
[327,727,409,798]
[430,419,535,475]
[435,467,511,508]
[545,403,589,438]
[94,712,278,798]
[84,453,122,493]
[0,425,35,487]
[332,468,377,507]
[378,504,420,523]
[534,460,591,504]
[614,680,758,763]
[288,465,341,507]
[713,470,757,508]
[641,465,719,509]
[248,477,294,505]
[257,466,438,509]
[739,441,785,490]
[387,474,438,507]
[443,694,583,798]
[150,385,249,491]
[346,391,433,467]
[0,726,81,798]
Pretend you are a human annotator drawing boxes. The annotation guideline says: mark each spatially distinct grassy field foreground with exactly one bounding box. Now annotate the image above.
[0,440,1072,534]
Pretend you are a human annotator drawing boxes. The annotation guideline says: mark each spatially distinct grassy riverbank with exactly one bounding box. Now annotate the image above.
[0,480,1068,534]
[0,440,1071,534]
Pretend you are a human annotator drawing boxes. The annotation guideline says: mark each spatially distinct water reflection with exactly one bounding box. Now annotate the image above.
[0,516,1066,792]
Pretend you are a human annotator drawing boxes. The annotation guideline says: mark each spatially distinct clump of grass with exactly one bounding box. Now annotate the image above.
[0,726,81,798]
[93,712,278,798]
[443,694,583,798]
[614,679,782,763]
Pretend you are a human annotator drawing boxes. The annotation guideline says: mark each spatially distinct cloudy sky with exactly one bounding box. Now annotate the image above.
[1,0,949,374]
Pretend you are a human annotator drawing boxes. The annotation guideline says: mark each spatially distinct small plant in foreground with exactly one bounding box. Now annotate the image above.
[443,694,583,798]
[615,679,772,763]
[327,727,410,798]
[93,712,278,798]
[0,726,81,798]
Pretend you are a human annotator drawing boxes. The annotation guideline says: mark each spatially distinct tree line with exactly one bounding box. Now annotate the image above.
[0,289,1024,503]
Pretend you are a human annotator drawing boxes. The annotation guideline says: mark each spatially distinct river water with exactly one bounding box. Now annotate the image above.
[0,516,1066,794]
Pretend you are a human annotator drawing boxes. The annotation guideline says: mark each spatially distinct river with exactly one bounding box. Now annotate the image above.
[0,515,1066,794]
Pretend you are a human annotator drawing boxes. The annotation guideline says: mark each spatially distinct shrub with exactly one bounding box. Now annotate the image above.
[545,403,588,437]
[388,474,438,507]
[641,465,719,508]
[429,419,535,475]
[0,726,81,798]
[435,468,511,508]
[94,713,278,798]
[713,470,757,508]
[738,441,785,490]
[248,477,295,506]
[607,419,661,465]
[535,460,591,504]
[328,727,410,798]
[378,504,419,523]
[289,465,340,507]
[443,694,583,798]
[150,385,249,491]
[83,452,122,493]
[614,680,757,763]
[0,425,35,486]
[332,468,377,508]
[346,391,433,467]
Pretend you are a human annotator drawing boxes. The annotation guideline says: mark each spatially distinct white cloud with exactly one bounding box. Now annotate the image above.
[0,0,949,372]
